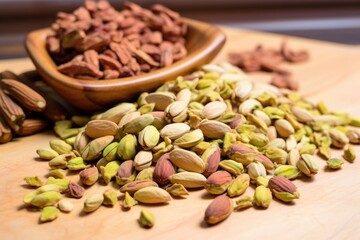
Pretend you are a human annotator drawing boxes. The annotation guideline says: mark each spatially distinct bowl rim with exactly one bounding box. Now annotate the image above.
[25,18,226,90]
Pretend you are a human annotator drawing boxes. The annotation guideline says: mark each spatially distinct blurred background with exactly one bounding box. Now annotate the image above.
[1,0,360,59]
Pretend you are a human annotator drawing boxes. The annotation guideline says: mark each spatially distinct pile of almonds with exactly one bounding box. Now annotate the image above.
[0,71,68,143]
[47,0,188,80]
[22,63,359,226]
[228,41,309,90]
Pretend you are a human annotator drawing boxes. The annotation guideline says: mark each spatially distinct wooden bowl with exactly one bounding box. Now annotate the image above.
[25,18,226,112]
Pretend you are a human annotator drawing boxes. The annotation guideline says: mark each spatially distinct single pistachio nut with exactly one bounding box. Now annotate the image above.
[48,153,73,169]
[235,80,253,101]
[191,141,211,155]
[103,189,118,206]
[117,134,137,160]
[74,131,91,153]
[153,153,175,185]
[139,209,155,228]
[122,192,138,209]
[79,167,99,186]
[71,115,90,126]
[164,100,188,123]
[247,162,267,181]
[138,103,155,114]
[120,180,159,195]
[138,125,160,150]
[201,101,227,120]
[50,139,73,154]
[247,113,268,132]
[46,177,70,191]
[168,172,207,188]
[204,195,233,225]
[102,142,119,161]
[318,146,331,160]
[100,102,136,124]
[286,135,297,152]
[227,143,258,165]
[297,154,319,177]
[145,92,176,111]
[173,129,204,148]
[134,186,172,204]
[238,99,262,115]
[234,195,253,210]
[118,111,141,129]
[135,167,155,181]
[253,185,272,208]
[287,148,300,166]
[263,106,285,120]
[299,143,316,155]
[343,145,356,162]
[83,193,104,213]
[68,182,85,199]
[133,151,153,171]
[150,111,167,130]
[254,110,271,126]
[347,129,360,144]
[176,88,192,105]
[67,157,89,171]
[85,120,118,138]
[122,114,154,134]
[40,206,59,223]
[249,133,269,148]
[274,165,300,179]
[36,148,59,160]
[160,123,190,140]
[329,129,349,148]
[256,176,270,187]
[100,161,120,185]
[266,138,286,150]
[327,158,344,169]
[265,147,288,165]
[199,119,231,139]
[116,160,136,185]
[227,174,250,197]
[48,169,66,179]
[205,171,233,195]
[219,159,244,175]
[81,135,114,161]
[268,176,300,202]
[202,143,221,177]
[166,183,189,197]
[31,191,62,208]
[24,176,43,187]
[58,199,73,212]
[169,148,206,173]
[266,126,277,141]
[291,106,315,123]
[274,119,295,138]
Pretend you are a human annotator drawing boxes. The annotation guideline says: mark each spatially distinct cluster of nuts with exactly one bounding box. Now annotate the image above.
[22,63,359,226]
[228,41,309,90]
[0,71,68,143]
[47,0,188,80]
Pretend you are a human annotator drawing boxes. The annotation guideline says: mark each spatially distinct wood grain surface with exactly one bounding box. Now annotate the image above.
[1,28,360,240]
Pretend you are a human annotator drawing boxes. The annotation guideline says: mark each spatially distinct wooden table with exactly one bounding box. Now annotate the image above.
[1,28,360,240]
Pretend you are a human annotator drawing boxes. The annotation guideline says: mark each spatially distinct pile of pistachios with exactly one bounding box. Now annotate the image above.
[23,63,358,226]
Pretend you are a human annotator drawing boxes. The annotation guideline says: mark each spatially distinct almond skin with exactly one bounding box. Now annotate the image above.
[204,195,233,225]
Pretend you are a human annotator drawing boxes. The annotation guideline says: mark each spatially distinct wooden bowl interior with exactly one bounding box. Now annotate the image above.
[25,18,226,111]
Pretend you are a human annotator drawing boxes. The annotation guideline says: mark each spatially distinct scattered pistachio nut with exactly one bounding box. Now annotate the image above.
[139,209,155,228]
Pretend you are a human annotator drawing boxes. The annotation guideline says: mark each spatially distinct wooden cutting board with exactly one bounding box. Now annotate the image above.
[1,28,360,240]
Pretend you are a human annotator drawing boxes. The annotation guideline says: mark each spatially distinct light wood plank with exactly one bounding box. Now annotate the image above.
[1,28,360,240]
